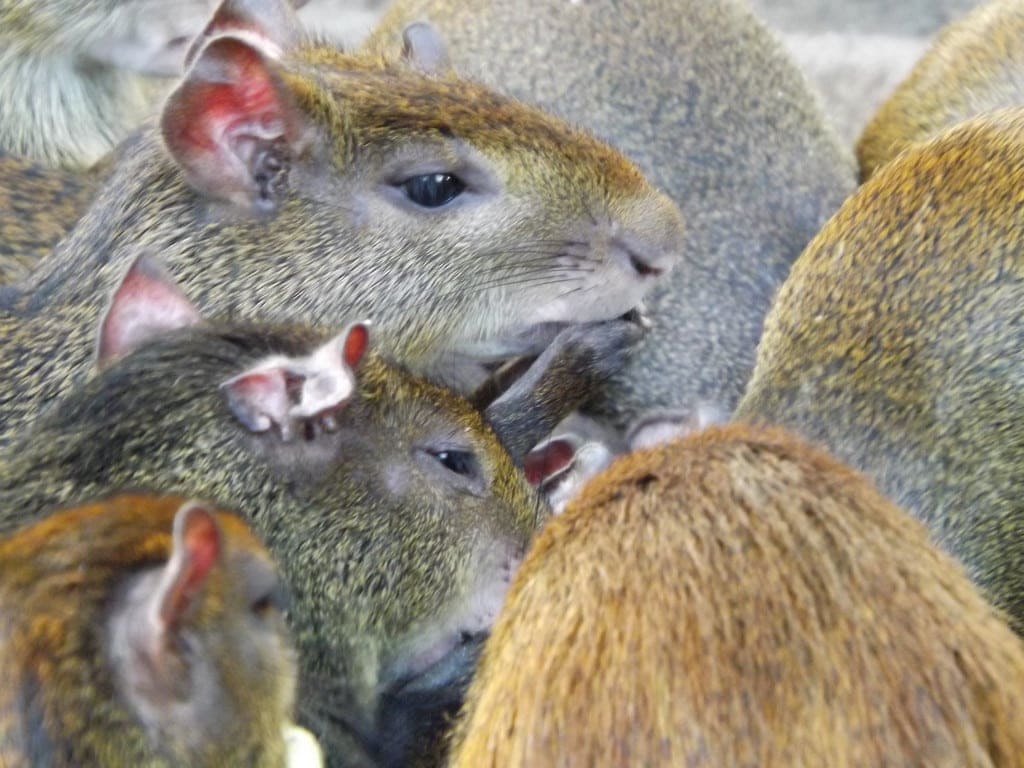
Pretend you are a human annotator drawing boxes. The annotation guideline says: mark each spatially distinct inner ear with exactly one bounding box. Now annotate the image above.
[185,0,304,69]
[162,34,313,214]
[156,502,223,631]
[400,21,453,75]
[97,255,202,367]
[523,436,579,487]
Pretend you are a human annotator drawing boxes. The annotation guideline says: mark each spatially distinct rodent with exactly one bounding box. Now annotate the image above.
[857,0,1024,180]
[0,492,298,767]
[363,0,855,442]
[0,0,681,447]
[0,255,636,766]
[0,151,103,283]
[735,106,1024,631]
[450,424,1024,766]
[0,0,220,168]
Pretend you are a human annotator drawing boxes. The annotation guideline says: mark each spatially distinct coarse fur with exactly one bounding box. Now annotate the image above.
[364,0,855,435]
[0,0,680,448]
[736,107,1024,630]
[857,0,1024,180]
[0,493,296,767]
[450,424,1024,767]
[0,304,559,765]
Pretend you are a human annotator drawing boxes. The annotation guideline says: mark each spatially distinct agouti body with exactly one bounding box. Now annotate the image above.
[0,151,103,283]
[0,0,680,446]
[736,107,1024,630]
[0,255,628,765]
[857,0,1024,180]
[0,0,218,168]
[364,0,855,436]
[450,424,1024,767]
[0,493,297,767]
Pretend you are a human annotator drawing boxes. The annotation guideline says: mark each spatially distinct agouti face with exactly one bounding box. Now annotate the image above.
[0,258,547,764]
[139,0,682,376]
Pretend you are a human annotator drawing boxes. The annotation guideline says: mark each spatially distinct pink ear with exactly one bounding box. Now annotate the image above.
[523,437,579,487]
[158,502,223,630]
[221,364,291,435]
[97,256,202,366]
[184,0,304,70]
[162,32,311,213]
[342,322,370,368]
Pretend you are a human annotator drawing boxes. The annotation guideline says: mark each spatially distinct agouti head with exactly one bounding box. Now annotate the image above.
[11,0,682,432]
[0,256,567,764]
[857,0,1024,180]
[736,106,1024,631]
[450,424,1024,766]
[0,493,298,767]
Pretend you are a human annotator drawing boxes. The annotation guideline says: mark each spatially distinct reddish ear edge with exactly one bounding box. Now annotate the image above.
[158,502,223,629]
[343,322,370,368]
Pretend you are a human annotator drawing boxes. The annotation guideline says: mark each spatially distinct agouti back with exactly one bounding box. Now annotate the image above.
[364,0,856,436]
[0,0,219,168]
[0,0,681,446]
[0,493,297,767]
[0,255,633,765]
[450,424,1024,767]
[857,0,1024,180]
[736,106,1024,630]
[0,151,103,283]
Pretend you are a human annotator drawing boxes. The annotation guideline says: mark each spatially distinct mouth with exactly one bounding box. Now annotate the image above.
[369,633,487,767]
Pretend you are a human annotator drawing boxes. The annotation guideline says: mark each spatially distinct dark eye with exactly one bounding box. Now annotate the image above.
[400,173,466,208]
[251,578,291,619]
[431,449,477,477]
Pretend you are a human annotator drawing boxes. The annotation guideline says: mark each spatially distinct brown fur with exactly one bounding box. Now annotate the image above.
[736,107,1024,630]
[450,424,1024,767]
[857,0,1024,180]
[0,493,296,767]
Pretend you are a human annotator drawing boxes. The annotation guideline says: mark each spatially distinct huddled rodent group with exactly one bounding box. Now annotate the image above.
[3,0,1024,765]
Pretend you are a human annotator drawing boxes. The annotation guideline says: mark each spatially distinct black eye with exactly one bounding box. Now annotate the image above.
[251,578,291,618]
[400,173,466,208]
[432,449,477,477]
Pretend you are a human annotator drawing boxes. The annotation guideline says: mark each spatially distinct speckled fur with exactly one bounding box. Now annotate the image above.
[364,0,856,430]
[0,152,103,283]
[0,493,295,767]
[0,32,679,447]
[858,0,1024,179]
[737,108,1024,630]
[451,424,1024,767]
[0,319,545,765]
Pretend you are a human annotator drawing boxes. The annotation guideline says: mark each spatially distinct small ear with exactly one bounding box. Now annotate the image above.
[162,32,312,214]
[341,321,370,368]
[155,501,223,631]
[627,404,727,452]
[523,436,580,488]
[97,255,202,367]
[400,21,452,75]
[221,362,292,436]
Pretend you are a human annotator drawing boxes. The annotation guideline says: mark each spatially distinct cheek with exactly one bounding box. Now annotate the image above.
[382,462,412,496]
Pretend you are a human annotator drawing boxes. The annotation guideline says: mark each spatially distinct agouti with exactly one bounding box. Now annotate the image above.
[0,493,299,767]
[364,0,856,440]
[450,424,1024,766]
[857,0,1024,180]
[0,0,680,446]
[0,255,636,765]
[736,106,1024,631]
